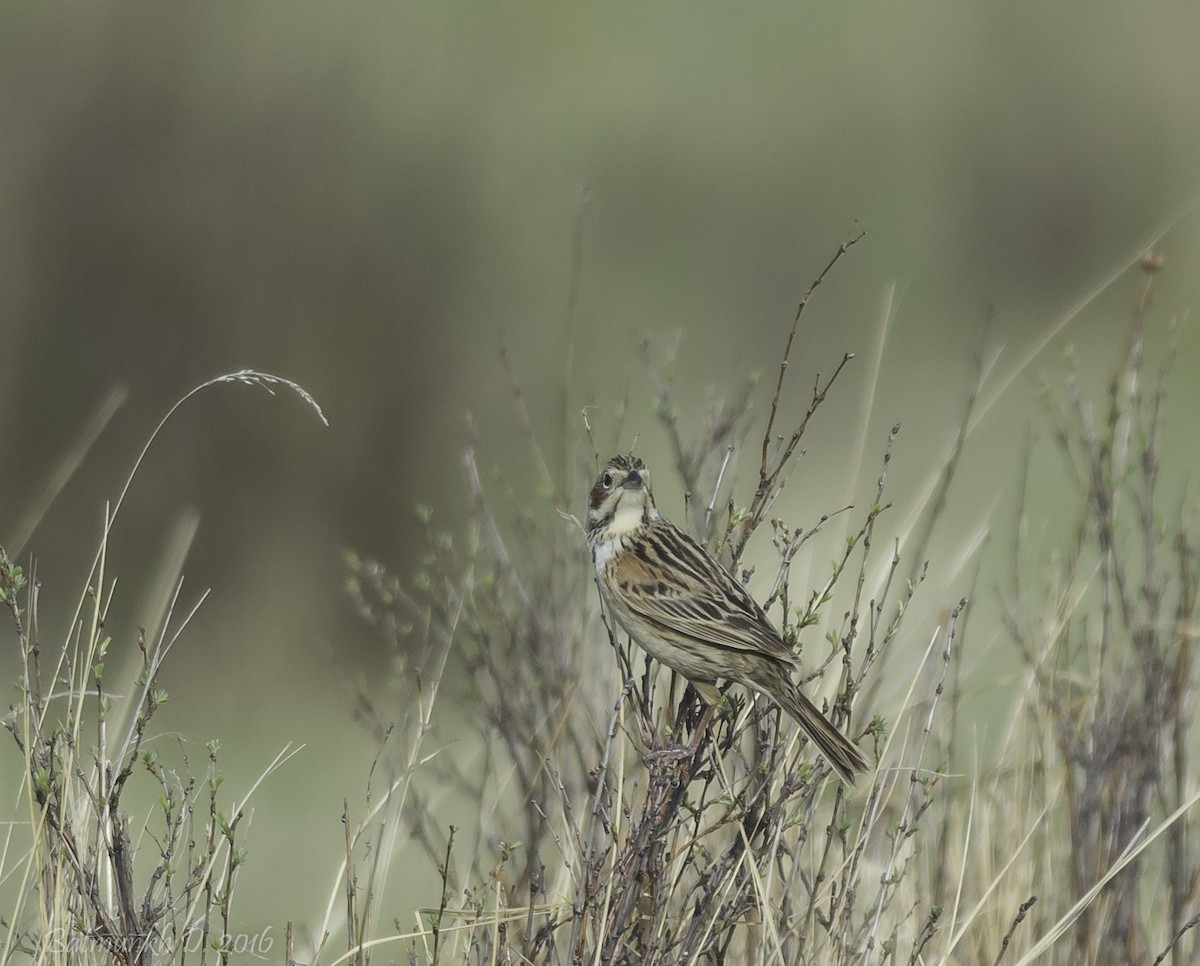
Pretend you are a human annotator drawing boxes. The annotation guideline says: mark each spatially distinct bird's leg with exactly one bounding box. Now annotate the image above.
[683,701,715,754]
[646,686,716,763]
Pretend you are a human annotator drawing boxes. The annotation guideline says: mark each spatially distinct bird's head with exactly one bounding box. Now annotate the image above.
[586,454,656,539]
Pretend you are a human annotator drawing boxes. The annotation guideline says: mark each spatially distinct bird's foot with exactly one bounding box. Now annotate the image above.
[642,703,715,766]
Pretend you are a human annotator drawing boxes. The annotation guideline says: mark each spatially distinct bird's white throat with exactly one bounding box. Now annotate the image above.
[591,496,649,571]
[608,496,647,538]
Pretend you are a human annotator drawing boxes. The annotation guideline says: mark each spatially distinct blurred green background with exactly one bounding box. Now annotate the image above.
[2,0,1200,946]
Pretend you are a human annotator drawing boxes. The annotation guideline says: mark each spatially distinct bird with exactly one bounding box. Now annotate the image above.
[585,453,868,784]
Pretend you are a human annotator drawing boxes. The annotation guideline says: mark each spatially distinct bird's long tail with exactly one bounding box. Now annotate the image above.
[766,674,869,785]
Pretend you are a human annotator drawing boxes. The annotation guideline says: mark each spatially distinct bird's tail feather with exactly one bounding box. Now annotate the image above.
[770,676,869,785]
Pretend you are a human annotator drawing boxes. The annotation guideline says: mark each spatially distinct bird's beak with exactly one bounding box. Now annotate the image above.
[623,470,643,489]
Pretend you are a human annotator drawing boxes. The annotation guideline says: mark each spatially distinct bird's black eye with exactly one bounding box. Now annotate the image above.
[602,472,613,489]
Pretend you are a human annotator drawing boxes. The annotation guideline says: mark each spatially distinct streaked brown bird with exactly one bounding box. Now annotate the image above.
[586,454,868,784]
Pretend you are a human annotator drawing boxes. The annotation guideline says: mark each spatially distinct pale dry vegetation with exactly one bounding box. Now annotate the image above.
[338,247,1200,964]
[3,250,1198,966]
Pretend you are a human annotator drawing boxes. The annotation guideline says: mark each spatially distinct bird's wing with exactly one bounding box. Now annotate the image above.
[613,521,797,665]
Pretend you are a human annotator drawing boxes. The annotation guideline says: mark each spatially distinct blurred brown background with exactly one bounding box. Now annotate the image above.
[2,0,1200,940]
